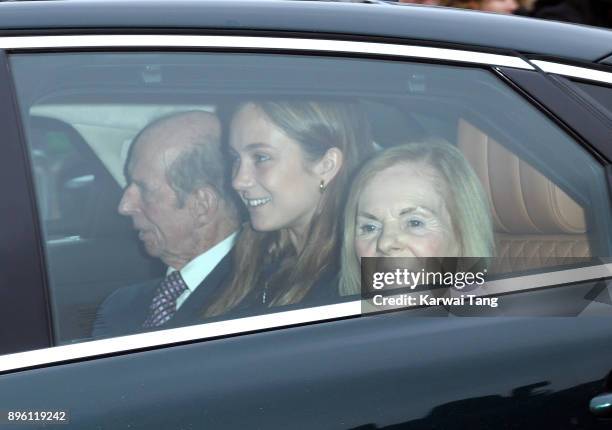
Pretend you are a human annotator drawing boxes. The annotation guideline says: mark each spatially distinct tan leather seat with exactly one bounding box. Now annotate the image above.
[457,119,590,273]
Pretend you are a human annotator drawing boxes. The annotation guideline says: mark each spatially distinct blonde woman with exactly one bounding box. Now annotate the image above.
[340,141,494,296]
[203,100,374,317]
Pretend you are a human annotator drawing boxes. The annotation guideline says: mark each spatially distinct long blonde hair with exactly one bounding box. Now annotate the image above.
[204,100,373,317]
[340,140,495,296]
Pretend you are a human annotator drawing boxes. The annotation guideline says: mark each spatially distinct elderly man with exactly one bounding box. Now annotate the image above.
[93,111,239,337]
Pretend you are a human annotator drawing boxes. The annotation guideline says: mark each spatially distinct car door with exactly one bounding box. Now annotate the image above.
[1,33,612,430]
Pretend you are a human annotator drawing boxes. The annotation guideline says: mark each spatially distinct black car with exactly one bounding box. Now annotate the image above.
[1,0,612,428]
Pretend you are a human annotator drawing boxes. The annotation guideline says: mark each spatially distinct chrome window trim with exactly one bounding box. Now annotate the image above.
[1,263,611,373]
[531,60,612,85]
[0,34,534,69]
[475,263,612,296]
[0,301,363,374]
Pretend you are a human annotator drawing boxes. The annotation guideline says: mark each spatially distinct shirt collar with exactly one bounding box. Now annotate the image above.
[167,231,238,292]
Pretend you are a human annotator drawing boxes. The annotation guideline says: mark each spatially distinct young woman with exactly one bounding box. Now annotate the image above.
[340,141,495,296]
[204,100,374,317]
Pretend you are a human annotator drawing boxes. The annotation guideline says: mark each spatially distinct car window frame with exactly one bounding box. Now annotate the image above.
[564,77,612,121]
[0,49,53,355]
[4,33,612,369]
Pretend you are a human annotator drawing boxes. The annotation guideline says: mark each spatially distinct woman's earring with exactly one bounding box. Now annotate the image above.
[319,180,327,193]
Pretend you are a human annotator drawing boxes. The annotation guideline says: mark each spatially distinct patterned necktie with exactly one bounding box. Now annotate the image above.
[142,271,188,328]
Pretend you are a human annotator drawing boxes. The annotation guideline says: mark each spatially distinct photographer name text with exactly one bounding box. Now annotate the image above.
[372,293,498,308]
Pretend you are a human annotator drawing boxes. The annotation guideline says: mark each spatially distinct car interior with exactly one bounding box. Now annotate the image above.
[9,51,612,343]
[25,113,165,343]
[458,119,591,273]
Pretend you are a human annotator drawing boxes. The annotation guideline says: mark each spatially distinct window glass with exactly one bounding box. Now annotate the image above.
[570,79,612,118]
[10,52,611,344]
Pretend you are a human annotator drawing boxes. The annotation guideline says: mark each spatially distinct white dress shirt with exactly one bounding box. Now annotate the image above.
[167,231,238,310]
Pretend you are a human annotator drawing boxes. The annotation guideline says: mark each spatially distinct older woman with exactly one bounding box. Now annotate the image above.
[203,100,373,317]
[340,141,494,296]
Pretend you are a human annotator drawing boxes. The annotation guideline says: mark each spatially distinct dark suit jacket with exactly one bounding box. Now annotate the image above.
[91,252,232,338]
[224,261,340,319]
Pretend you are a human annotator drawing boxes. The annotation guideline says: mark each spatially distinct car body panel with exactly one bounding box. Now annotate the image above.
[0,0,610,63]
[1,313,611,429]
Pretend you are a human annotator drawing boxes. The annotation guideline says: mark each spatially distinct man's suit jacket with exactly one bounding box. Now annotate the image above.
[92,252,232,338]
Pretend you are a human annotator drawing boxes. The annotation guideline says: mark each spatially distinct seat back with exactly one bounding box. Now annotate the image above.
[457,119,590,273]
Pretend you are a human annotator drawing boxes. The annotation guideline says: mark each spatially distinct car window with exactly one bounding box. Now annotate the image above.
[9,51,611,346]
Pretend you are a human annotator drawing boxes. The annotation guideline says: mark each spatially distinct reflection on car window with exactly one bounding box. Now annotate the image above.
[9,52,611,346]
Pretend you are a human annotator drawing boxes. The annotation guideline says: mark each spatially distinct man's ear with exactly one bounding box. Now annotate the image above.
[190,186,219,225]
[314,147,343,184]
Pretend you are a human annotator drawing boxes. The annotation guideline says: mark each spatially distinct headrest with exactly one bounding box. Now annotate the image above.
[457,119,586,235]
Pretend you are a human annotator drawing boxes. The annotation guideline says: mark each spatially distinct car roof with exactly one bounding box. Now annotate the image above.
[0,0,611,63]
